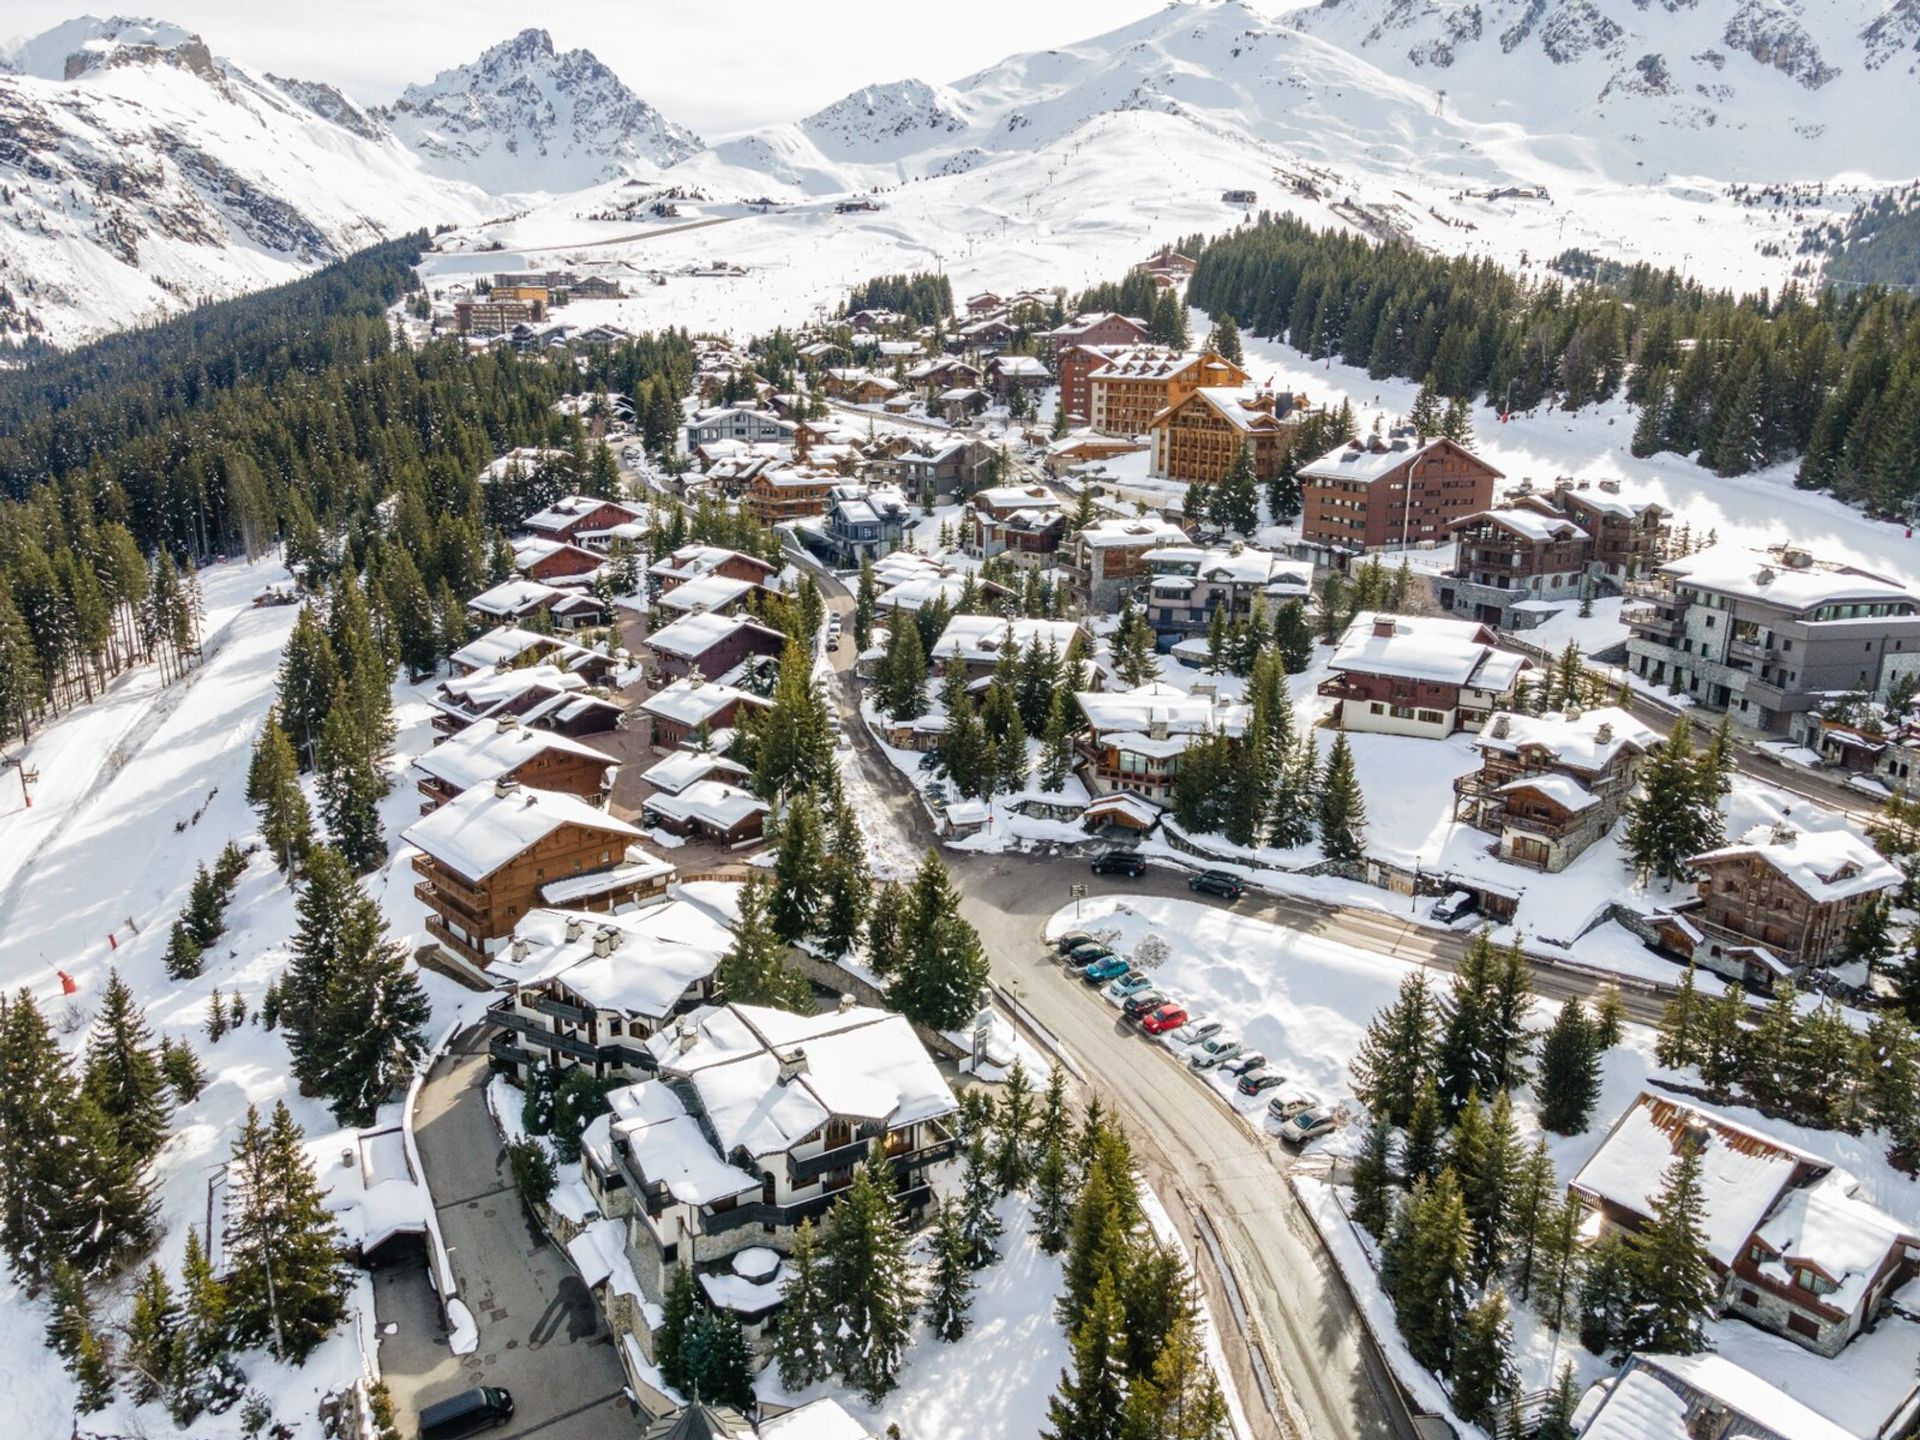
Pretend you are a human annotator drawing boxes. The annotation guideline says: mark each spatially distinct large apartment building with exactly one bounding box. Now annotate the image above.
[1088,349,1248,437]
[1299,434,1500,553]
[1440,484,1667,629]
[1624,544,1920,738]
[1149,388,1308,486]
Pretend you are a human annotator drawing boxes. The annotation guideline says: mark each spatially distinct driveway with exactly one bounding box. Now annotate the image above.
[377,1028,633,1439]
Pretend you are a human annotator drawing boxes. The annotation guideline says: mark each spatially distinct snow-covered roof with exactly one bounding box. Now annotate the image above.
[645,610,785,660]
[1175,386,1283,433]
[1689,824,1901,904]
[433,663,585,720]
[450,626,595,673]
[1299,435,1495,486]
[1635,1354,1858,1440]
[480,446,570,483]
[597,1083,762,1206]
[650,544,776,583]
[657,573,757,615]
[467,578,576,617]
[643,780,770,832]
[1330,612,1527,692]
[540,855,676,904]
[1753,1168,1916,1316]
[1661,545,1920,613]
[1476,707,1657,772]
[931,615,1082,664]
[1496,773,1597,814]
[1085,792,1163,827]
[639,750,750,796]
[876,574,975,613]
[1074,517,1188,549]
[498,889,736,1019]
[403,782,642,883]
[992,355,1051,378]
[640,677,771,730]
[757,1399,874,1440]
[1454,507,1588,543]
[1078,681,1246,746]
[1578,1367,1690,1440]
[411,717,613,793]
[974,484,1062,512]
[1572,1092,1823,1268]
[649,1002,955,1162]
[522,494,644,534]
[1143,544,1306,589]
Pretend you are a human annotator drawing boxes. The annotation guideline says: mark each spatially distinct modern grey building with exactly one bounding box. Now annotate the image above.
[1624,544,1920,738]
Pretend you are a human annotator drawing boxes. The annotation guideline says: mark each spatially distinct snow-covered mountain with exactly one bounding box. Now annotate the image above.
[0,16,496,347]
[372,28,703,193]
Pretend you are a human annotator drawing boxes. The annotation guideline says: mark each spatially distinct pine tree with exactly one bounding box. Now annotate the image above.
[1450,1089,1521,1283]
[1350,1119,1396,1240]
[1401,1074,1445,1190]
[775,1218,831,1390]
[855,560,877,652]
[312,895,431,1126]
[769,793,829,944]
[716,874,813,1012]
[1032,1128,1076,1254]
[819,796,873,959]
[656,1263,698,1394]
[1449,1288,1519,1429]
[1042,1271,1129,1440]
[1534,1364,1581,1440]
[753,637,841,804]
[123,1261,180,1404]
[1351,971,1436,1127]
[1122,1311,1229,1440]
[1505,1137,1557,1301]
[250,711,313,873]
[925,1198,976,1341]
[866,880,907,976]
[315,692,387,873]
[1389,1169,1473,1373]
[1216,440,1260,535]
[206,988,229,1043]
[1626,722,1724,884]
[1040,690,1076,792]
[222,1101,350,1361]
[1623,1139,1718,1355]
[50,1263,114,1412]
[1537,997,1602,1134]
[186,863,227,946]
[992,1060,1037,1192]
[1272,599,1313,674]
[160,1034,207,1103]
[892,851,990,1031]
[169,1224,242,1424]
[1533,1196,1583,1332]
[1590,983,1626,1050]
[1317,730,1367,863]
[276,605,339,768]
[384,546,438,681]
[959,1131,1005,1268]
[82,968,171,1163]
[824,1162,915,1402]
[1577,1230,1634,1356]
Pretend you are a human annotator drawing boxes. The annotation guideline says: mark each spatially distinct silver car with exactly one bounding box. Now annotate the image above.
[1188,1036,1243,1070]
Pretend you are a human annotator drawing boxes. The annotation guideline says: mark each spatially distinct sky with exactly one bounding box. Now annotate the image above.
[0,0,1175,133]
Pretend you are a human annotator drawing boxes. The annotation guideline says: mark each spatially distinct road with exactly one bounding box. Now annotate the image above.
[378,1030,634,1439]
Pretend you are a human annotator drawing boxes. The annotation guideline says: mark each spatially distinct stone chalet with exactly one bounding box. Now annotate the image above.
[405,780,672,971]
[818,370,900,406]
[1141,544,1312,646]
[579,1001,955,1326]
[741,467,837,527]
[1577,1352,1858,1440]
[413,714,618,814]
[968,484,1065,561]
[1076,681,1246,808]
[1450,706,1656,872]
[1440,483,1667,630]
[1320,612,1529,739]
[987,354,1050,397]
[1299,434,1501,553]
[1059,516,1191,613]
[889,438,993,501]
[1653,823,1902,987]
[639,676,773,753]
[523,495,648,545]
[1572,1092,1920,1359]
[931,615,1084,680]
[485,885,740,1086]
[466,579,608,632]
[643,611,788,684]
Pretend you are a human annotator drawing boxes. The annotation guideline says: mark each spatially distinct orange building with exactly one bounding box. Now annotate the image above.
[1088,349,1248,438]
[1299,434,1501,552]
[1149,388,1309,486]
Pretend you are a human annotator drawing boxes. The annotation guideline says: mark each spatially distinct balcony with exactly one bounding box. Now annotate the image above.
[415,880,489,930]
[789,1137,871,1185]
[533,994,592,1026]
[486,1003,600,1062]
[424,914,490,968]
[1728,636,1772,664]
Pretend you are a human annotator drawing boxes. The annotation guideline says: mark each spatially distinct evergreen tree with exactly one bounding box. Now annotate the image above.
[1122,1311,1229,1440]
[959,1131,1005,1268]
[892,851,990,1031]
[1207,311,1244,365]
[1110,598,1161,686]
[1351,971,1436,1127]
[160,1034,207,1103]
[82,968,171,1163]
[1272,599,1313,674]
[169,1224,243,1424]
[855,560,877,653]
[925,1199,976,1341]
[1590,983,1627,1050]
[824,1163,916,1402]
[1655,964,1703,1068]
[819,796,873,959]
[682,1307,754,1410]
[1537,997,1602,1134]
[47,1263,114,1412]
[1040,690,1077,792]
[1450,1088,1521,1283]
[1449,1288,1519,1430]
[1626,722,1724,883]
[1350,1119,1396,1240]
[992,1061,1037,1192]
[775,1219,832,1390]
[1534,1365,1582,1440]
[716,874,814,1012]
[656,1262,698,1393]
[1577,1231,1634,1355]
[1532,1195,1583,1333]
[315,691,387,872]
[1216,440,1260,535]
[1032,1128,1076,1254]
[1505,1137,1557,1301]
[1389,1169,1473,1373]
[250,711,313,874]
[186,863,227,947]
[1042,1271,1129,1440]
[1623,1137,1718,1355]
[1269,733,1320,849]
[222,1101,350,1361]
[1401,1075,1445,1190]
[384,546,438,681]
[753,637,841,803]
[1317,730,1367,863]
[865,880,907,976]
[123,1261,180,1404]
[163,919,205,982]
[769,794,829,944]
[275,606,338,768]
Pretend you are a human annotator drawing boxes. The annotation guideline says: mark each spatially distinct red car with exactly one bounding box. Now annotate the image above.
[1141,1003,1189,1035]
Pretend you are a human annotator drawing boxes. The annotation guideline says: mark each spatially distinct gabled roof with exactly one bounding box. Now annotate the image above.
[931,615,1082,664]
[640,677,772,730]
[1299,435,1501,486]
[1688,823,1901,904]
[411,717,613,793]
[1331,612,1527,691]
[1476,706,1657,772]
[403,783,642,883]
[645,610,786,661]
[1452,507,1589,544]
[495,888,738,1021]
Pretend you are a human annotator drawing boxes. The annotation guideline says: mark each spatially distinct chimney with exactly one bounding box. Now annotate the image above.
[1148,717,1170,741]
[777,1047,809,1084]
[1596,721,1613,745]
[1372,616,1398,639]
[494,777,520,799]
[1771,820,1799,847]
[565,916,585,942]
[1491,714,1511,739]
[837,992,856,1014]
[675,1020,697,1054]
[510,935,530,963]
[1191,682,1217,700]
[497,714,521,733]
[1564,700,1583,722]
[592,926,621,958]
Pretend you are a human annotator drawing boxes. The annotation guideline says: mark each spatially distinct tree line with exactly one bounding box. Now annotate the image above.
[1186,212,1920,513]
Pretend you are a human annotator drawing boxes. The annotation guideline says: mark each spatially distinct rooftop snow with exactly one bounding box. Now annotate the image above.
[1662,545,1920,613]
[931,615,1081,663]
[639,677,771,730]
[503,895,731,1018]
[1689,823,1901,904]
[410,717,612,792]
[1476,706,1657,772]
[1753,1168,1915,1317]
[1496,773,1597,813]
[1330,611,1526,691]
[643,780,770,830]
[638,750,749,795]
[1298,436,1496,486]
[1075,517,1188,548]
[403,782,641,882]
[1636,1354,1858,1440]
[645,610,784,660]
[1455,508,1589,543]
[657,573,757,615]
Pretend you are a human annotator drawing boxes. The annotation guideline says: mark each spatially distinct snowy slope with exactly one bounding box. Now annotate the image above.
[0,18,495,347]
[373,28,703,193]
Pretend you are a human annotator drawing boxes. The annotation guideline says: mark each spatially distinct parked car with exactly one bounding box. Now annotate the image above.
[1279,1109,1338,1146]
[1189,1036,1244,1069]
[1187,869,1246,900]
[1054,929,1096,954]
[918,750,942,772]
[1432,889,1479,925]
[1141,1003,1189,1035]
[1267,1088,1321,1122]
[1106,971,1153,999]
[1172,1017,1222,1046]
[1065,950,1111,976]
[418,1388,515,1440]
[1066,941,1114,965]
[1090,849,1147,878]
[1083,955,1131,984]
[1221,1051,1267,1076]
[1237,1069,1288,1096]
[826,635,841,652]
[1122,991,1170,1021]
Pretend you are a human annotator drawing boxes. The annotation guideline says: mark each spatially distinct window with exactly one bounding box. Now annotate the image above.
[1787,1313,1821,1340]
[1418,710,1445,725]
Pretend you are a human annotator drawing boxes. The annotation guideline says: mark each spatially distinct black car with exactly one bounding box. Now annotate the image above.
[419,1388,515,1440]
[1187,869,1246,900]
[1122,990,1169,1021]
[1053,928,1096,954]
[1090,849,1147,878]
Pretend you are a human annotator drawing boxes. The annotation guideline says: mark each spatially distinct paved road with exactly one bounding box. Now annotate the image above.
[377,1030,633,1439]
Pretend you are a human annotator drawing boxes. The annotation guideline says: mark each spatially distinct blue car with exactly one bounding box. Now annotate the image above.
[1106,971,1153,1000]
[1083,955,1131,984]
